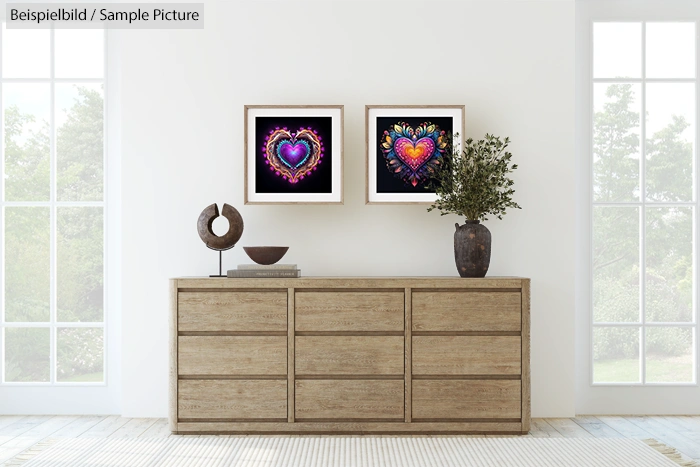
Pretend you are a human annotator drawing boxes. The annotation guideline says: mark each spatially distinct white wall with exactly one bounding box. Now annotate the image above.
[119,0,575,417]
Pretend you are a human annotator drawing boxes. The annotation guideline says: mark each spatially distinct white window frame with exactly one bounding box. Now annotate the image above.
[0,23,121,414]
[577,0,700,415]
[590,20,698,387]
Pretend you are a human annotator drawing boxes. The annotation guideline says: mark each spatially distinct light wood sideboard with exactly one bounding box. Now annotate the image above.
[170,277,530,434]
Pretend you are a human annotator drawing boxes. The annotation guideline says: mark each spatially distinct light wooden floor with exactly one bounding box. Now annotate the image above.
[1,416,700,464]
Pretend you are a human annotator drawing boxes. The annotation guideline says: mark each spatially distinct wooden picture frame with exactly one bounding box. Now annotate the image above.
[365,105,465,204]
[244,105,344,204]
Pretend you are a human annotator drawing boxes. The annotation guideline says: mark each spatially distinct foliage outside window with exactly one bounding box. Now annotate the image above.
[592,22,696,384]
[1,27,106,384]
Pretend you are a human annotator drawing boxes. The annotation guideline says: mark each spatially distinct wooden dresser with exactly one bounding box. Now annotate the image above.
[170,277,530,434]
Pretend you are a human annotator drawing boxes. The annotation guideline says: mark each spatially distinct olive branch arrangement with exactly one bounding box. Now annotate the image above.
[426,133,521,222]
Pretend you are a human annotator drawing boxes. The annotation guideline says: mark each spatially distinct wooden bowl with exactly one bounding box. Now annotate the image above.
[243,246,289,265]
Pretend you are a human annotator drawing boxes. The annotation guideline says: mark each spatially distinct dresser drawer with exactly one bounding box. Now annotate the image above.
[178,380,287,420]
[178,336,287,375]
[412,380,521,419]
[413,336,521,375]
[412,291,521,332]
[295,380,403,420]
[296,291,404,331]
[296,336,404,375]
[178,291,287,332]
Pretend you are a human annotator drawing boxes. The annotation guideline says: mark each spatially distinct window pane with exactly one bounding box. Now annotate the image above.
[594,23,642,79]
[646,83,695,202]
[55,30,104,78]
[56,84,104,201]
[1,25,50,78]
[57,207,104,322]
[4,207,50,322]
[57,328,104,382]
[593,207,640,322]
[593,327,640,383]
[4,327,50,382]
[646,23,695,79]
[646,207,693,323]
[3,83,51,201]
[593,83,641,202]
[646,327,694,383]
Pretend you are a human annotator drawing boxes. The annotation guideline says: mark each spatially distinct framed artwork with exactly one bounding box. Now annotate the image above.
[365,105,465,204]
[244,105,344,204]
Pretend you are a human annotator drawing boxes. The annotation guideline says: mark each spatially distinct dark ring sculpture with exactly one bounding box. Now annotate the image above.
[197,203,244,251]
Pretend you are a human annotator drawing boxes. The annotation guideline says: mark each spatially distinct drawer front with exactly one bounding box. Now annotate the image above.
[296,336,404,375]
[296,291,404,332]
[178,336,287,375]
[178,380,287,419]
[412,291,521,332]
[413,336,521,375]
[412,380,521,419]
[295,380,404,420]
[178,291,287,332]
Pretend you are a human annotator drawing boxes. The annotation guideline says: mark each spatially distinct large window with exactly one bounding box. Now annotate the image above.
[592,21,697,385]
[1,26,106,384]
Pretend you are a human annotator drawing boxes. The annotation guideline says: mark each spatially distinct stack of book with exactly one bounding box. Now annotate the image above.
[227,264,301,278]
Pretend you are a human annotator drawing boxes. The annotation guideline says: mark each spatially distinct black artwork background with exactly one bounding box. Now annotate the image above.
[375,116,453,194]
[255,116,333,194]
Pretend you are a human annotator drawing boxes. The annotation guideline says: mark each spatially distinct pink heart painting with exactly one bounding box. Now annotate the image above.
[381,122,448,187]
[393,137,437,171]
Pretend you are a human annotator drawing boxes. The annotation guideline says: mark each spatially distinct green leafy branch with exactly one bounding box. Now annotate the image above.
[426,133,521,222]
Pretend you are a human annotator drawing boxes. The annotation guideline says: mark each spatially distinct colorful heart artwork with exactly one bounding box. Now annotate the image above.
[380,122,448,187]
[264,127,323,184]
[394,137,436,171]
[278,141,311,168]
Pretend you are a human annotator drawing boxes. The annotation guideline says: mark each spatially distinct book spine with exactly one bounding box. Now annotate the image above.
[227,270,301,278]
[237,264,298,270]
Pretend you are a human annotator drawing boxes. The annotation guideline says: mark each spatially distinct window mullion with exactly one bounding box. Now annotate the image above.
[2,201,104,207]
[102,29,109,385]
[589,19,595,387]
[592,201,697,207]
[640,21,647,385]
[0,22,5,385]
[593,322,696,327]
[593,78,696,84]
[49,27,56,385]
[695,19,700,385]
[1,78,104,84]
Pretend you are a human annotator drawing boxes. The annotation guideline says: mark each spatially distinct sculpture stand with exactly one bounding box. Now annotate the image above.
[208,245,234,278]
[210,250,224,277]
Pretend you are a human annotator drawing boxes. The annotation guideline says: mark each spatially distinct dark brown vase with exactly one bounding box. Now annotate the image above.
[454,221,491,278]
